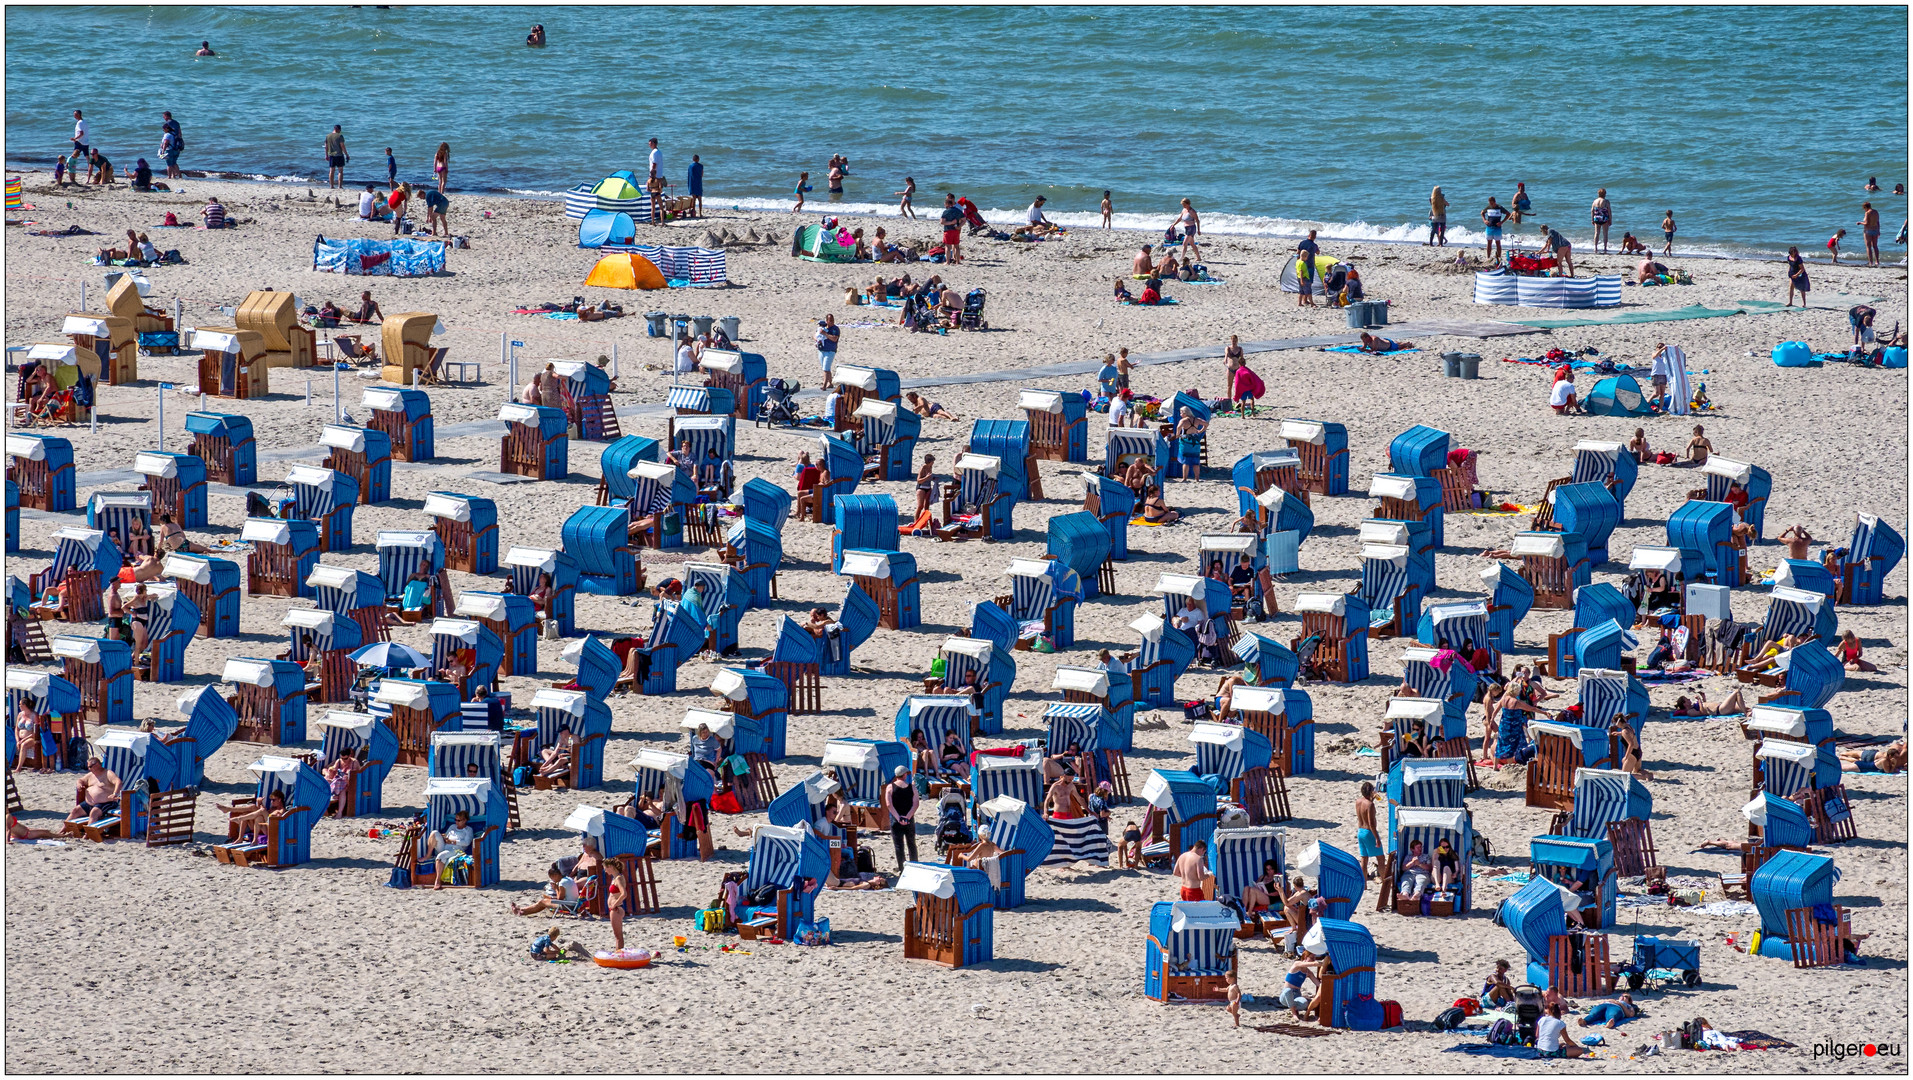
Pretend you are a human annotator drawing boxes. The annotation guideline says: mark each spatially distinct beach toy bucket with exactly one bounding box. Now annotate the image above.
[1443,354,1462,377]
[1771,341,1813,367]
[1458,354,1481,379]
[718,316,740,340]
[672,935,687,948]
[1368,300,1389,327]
[691,315,714,337]
[1345,302,1371,329]
[643,311,669,337]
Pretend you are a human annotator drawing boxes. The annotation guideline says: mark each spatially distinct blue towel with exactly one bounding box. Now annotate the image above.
[1443,1044,1549,1059]
[1324,345,1420,355]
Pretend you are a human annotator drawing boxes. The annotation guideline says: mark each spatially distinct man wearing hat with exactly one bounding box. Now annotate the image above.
[886,764,919,870]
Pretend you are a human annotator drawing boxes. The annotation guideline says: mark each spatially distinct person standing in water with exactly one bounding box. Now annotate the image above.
[895,175,915,219]
[1427,186,1448,246]
[1660,209,1676,255]
[1511,181,1533,231]
[324,124,348,189]
[1590,188,1612,253]
[791,171,811,212]
[1860,201,1882,267]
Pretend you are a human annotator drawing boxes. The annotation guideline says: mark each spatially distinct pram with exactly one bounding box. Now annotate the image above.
[755,378,802,428]
[960,199,989,235]
[933,800,974,857]
[958,289,987,331]
[899,295,937,334]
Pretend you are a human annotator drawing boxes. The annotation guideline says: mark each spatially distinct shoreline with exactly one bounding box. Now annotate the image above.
[10,160,1899,268]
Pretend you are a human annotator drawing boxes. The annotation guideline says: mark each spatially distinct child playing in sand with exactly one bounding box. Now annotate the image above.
[1828,228,1846,264]
[529,924,586,961]
[1119,819,1142,868]
[1226,971,1242,1027]
[1683,425,1712,465]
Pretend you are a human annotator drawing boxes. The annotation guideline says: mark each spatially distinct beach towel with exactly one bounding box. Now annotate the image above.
[1718,1031,1797,1051]
[1119,296,1180,306]
[1442,1044,1549,1059]
[1254,1023,1341,1038]
[28,225,96,237]
[1323,345,1420,355]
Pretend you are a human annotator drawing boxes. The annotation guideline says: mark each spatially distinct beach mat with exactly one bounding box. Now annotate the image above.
[1323,345,1420,355]
[1443,1043,1549,1059]
[1735,294,1884,314]
[1510,304,1747,329]
[1719,1030,1798,1050]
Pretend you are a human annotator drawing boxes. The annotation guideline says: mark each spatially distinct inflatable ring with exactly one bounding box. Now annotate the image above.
[591,949,654,970]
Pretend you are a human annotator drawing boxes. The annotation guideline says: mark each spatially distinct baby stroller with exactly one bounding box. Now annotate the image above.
[899,294,937,334]
[959,198,989,235]
[958,289,987,330]
[755,378,801,428]
[933,800,974,858]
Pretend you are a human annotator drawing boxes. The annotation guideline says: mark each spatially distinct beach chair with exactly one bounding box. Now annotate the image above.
[738,476,792,534]
[822,737,910,831]
[362,386,435,462]
[562,806,661,918]
[1540,582,1636,678]
[547,360,620,441]
[1742,704,1834,753]
[1153,391,1213,472]
[1667,499,1743,587]
[505,546,579,638]
[596,434,661,508]
[734,823,830,937]
[428,617,504,701]
[1386,757,1467,846]
[1288,592,1371,683]
[711,668,788,762]
[163,685,239,789]
[1128,613,1195,709]
[1155,571,1237,658]
[853,398,922,481]
[378,312,436,385]
[1725,792,1815,897]
[562,504,638,596]
[191,327,268,398]
[106,274,173,335]
[810,433,863,524]
[1054,663,1138,753]
[1377,695,1443,776]
[1525,720,1617,811]
[429,731,506,800]
[969,418,1040,500]
[398,777,506,888]
[1741,639,1845,711]
[1511,530,1590,610]
[1499,876,1614,995]
[369,677,461,766]
[896,694,977,767]
[529,688,612,790]
[1386,422,1448,477]
[1747,849,1839,961]
[899,862,995,968]
[759,619,823,715]
[638,599,707,693]
[3,478,15,554]
[1545,482,1622,565]
[1251,483,1314,560]
[85,490,153,558]
[211,755,328,868]
[376,528,450,619]
[1195,533,1270,622]
[682,561,751,654]
[1293,840,1365,922]
[1754,739,1854,844]
[1047,511,1114,599]
[1019,388,1088,463]
[1743,586,1838,662]
[833,549,919,632]
[1685,456,1772,540]
[1142,900,1239,1002]
[558,635,621,699]
[454,591,537,677]
[1138,769,1219,865]
[80,729,190,842]
[1278,419,1348,496]
[721,517,783,610]
[159,552,238,638]
[306,564,387,646]
[666,383,736,445]
[968,744,1046,810]
[498,403,570,480]
[766,771,836,833]
[235,290,317,371]
[629,748,716,860]
[314,710,397,817]
[1359,542,1421,639]
[1416,599,1493,666]
[936,452,1010,542]
[283,466,358,553]
[673,414,736,505]
[1188,719,1277,816]
[679,706,771,807]
[320,424,393,505]
[998,557,1083,650]
[130,450,208,529]
[1306,918,1381,1028]
[1102,426,1171,485]
[1531,834,1615,929]
[1562,439,1639,516]
[699,348,769,418]
[927,635,1015,735]
[1627,543,1689,623]
[6,670,85,772]
[1042,701,1125,804]
[184,412,256,486]
[280,606,363,704]
[52,634,133,729]
[222,658,308,745]
[1399,647,1477,739]
[30,527,120,623]
[1836,512,1905,605]
[1233,449,1310,520]
[1378,808,1473,916]
[1556,768,1655,875]
[950,796,1055,909]
[831,493,898,572]
[1224,688,1297,821]
[1370,472,1446,550]
[1203,826,1288,936]
[831,364,901,431]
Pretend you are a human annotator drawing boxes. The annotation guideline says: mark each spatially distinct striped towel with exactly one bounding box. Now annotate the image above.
[1042,816,1110,866]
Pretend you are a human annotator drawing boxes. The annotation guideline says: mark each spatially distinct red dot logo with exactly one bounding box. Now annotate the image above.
[1865,1045,1878,1057]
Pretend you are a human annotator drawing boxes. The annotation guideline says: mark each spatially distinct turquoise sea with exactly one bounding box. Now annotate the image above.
[5,5,1906,255]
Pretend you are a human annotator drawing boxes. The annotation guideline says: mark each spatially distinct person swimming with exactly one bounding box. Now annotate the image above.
[526,24,546,46]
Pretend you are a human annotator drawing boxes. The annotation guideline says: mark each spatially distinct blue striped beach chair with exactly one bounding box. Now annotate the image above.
[1543,582,1636,677]
[1741,790,1815,852]
[1083,473,1135,561]
[812,433,863,524]
[1232,629,1298,688]
[166,684,237,788]
[1745,704,1833,752]
[1666,499,1740,587]
[740,476,791,533]
[1229,684,1312,791]
[315,710,397,817]
[968,598,1016,650]
[6,671,81,770]
[164,552,239,637]
[1198,532,1269,620]
[1398,647,1476,742]
[1569,439,1638,512]
[1755,738,1851,843]
[305,563,385,642]
[1690,456,1772,539]
[829,364,901,432]
[222,657,308,746]
[896,695,976,764]
[563,504,638,596]
[1500,876,1568,989]
[214,755,328,868]
[423,492,496,575]
[1188,721,1274,818]
[530,688,612,789]
[1388,423,1448,477]
[767,771,836,831]
[1752,585,1838,655]
[284,466,358,552]
[429,618,503,700]
[971,795,1055,908]
[1129,613,1195,709]
[561,804,654,917]
[558,634,619,698]
[1361,540,1420,638]
[1232,448,1307,518]
[454,591,538,677]
[949,452,1013,540]
[680,705,769,801]
[899,862,994,967]
[1044,701,1114,759]
[830,495,896,572]
[1379,695,1443,775]
[502,547,574,637]
[405,777,506,887]
[1416,599,1490,661]
[838,549,919,631]
[711,668,788,760]
[51,634,133,729]
[1020,388,1088,463]
[969,747,1045,813]
[1370,470,1445,548]
[497,402,569,480]
[674,414,736,496]
[34,527,120,621]
[1143,900,1238,1001]
[376,529,446,605]
[1526,719,1617,811]
[1771,557,1837,602]
[1531,834,1614,930]
[630,748,715,860]
[1380,807,1473,916]
[968,418,1036,500]
[1295,839,1365,920]
[1139,769,1218,863]
[1839,512,1904,605]
[1102,425,1170,480]
[1361,516,1434,589]
[1308,918,1379,1028]
[1155,571,1236,659]
[723,518,782,610]
[1053,664,1135,752]
[1746,639,1844,710]
[1004,555,1083,647]
[932,636,1014,735]
[1252,484,1314,557]
[1561,767,1654,872]
[597,435,660,507]
[369,677,461,767]
[1479,563,1534,657]
[624,459,696,551]
[699,349,767,418]
[85,729,189,841]
[854,398,921,481]
[549,361,619,443]
[645,600,709,692]
[1386,758,1467,844]
[1290,591,1370,683]
[739,823,830,936]
[822,738,909,828]
[183,412,255,486]
[86,490,152,556]
[1205,825,1287,928]
[320,424,392,505]
[280,604,362,704]
[1548,481,1621,563]
[429,730,505,789]
[1047,511,1112,599]
[684,561,751,654]
[1577,666,1647,737]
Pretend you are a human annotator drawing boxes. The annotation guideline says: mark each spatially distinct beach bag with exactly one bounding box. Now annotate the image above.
[386,865,412,888]
[1455,997,1483,1016]
[1488,1019,1519,1045]
[745,883,779,906]
[512,764,534,787]
[65,737,91,771]
[710,790,743,815]
[929,656,946,680]
[855,845,876,874]
[1433,1006,1467,1031]
[1381,1000,1403,1028]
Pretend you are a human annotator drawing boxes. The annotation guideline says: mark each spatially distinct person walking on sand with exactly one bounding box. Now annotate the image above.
[1590,188,1612,253]
[324,124,348,189]
[1660,209,1676,255]
[1860,201,1882,266]
[1427,185,1449,246]
[896,175,916,219]
[1785,245,1811,307]
[1481,197,1509,263]
[1101,189,1113,228]
[1226,971,1242,1028]
[791,171,811,212]
[1178,198,1201,261]
[433,142,450,193]
[815,313,840,389]
[1355,781,1382,880]
[1173,840,1207,901]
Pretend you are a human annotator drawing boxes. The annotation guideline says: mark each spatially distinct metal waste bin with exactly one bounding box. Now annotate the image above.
[1368,299,1389,326]
[1442,353,1463,377]
[1345,302,1371,329]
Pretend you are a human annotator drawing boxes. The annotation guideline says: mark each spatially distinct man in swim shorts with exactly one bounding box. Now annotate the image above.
[938,193,964,265]
[1354,781,1382,879]
[71,757,123,825]
[324,124,348,189]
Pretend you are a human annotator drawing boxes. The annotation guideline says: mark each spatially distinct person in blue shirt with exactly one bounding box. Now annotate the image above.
[681,579,708,633]
[385,147,397,187]
[687,155,704,218]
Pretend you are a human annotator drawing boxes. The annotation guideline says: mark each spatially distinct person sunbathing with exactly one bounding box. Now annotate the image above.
[154,512,205,555]
[70,758,123,824]
[8,813,59,843]
[128,550,166,584]
[323,752,362,816]
[1140,484,1179,525]
[1130,245,1154,276]
[1121,458,1156,500]
[349,291,384,324]
[1240,856,1282,918]
[1580,994,1642,1029]
[1213,672,1247,719]
[1838,741,1907,774]
[216,789,287,843]
[1358,332,1413,354]
[1669,689,1746,717]
[426,809,476,890]
[539,728,577,779]
[903,391,956,420]
[27,582,66,621]
[935,730,968,776]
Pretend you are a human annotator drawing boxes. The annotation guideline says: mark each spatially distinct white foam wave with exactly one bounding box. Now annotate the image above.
[507,188,570,198]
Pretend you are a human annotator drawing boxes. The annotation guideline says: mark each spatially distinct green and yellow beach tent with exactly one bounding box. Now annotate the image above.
[792,223,857,263]
[1278,252,1340,295]
[585,252,667,290]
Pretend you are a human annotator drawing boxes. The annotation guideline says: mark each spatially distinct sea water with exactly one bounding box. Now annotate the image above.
[4,5,1905,255]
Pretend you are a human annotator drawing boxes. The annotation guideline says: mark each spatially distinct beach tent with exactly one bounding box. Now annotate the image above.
[1584,374,1649,417]
[564,172,649,219]
[793,223,856,263]
[1278,253,1341,296]
[578,210,637,249]
[585,252,667,290]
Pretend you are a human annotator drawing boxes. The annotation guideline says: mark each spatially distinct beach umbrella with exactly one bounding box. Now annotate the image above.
[350,641,429,669]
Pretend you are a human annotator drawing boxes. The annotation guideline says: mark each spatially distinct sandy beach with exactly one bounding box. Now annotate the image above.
[3,172,1907,1073]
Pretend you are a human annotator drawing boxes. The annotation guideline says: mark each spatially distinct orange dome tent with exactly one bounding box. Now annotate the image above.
[584,252,667,290]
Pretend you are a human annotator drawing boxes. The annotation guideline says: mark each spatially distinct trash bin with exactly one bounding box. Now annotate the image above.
[718,316,741,341]
[691,315,715,337]
[1458,354,1481,379]
[1442,353,1462,377]
[670,314,692,339]
[643,311,669,337]
[1345,301,1371,329]
[1367,299,1389,327]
